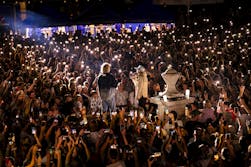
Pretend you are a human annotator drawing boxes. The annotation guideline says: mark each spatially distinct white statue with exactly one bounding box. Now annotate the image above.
[160,65,184,98]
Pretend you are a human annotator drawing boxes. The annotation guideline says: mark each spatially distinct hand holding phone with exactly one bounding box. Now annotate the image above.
[156,126,160,134]
[32,127,36,135]
[71,129,76,134]
[150,152,161,158]
[120,124,125,131]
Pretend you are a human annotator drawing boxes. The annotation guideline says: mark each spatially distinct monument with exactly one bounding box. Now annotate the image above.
[150,66,194,120]
[160,67,185,98]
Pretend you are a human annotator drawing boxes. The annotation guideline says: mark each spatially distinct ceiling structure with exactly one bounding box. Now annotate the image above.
[0,0,250,27]
[20,0,177,26]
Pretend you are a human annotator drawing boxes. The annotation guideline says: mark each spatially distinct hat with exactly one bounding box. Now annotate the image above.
[135,65,145,72]
[90,90,97,95]
[191,109,202,117]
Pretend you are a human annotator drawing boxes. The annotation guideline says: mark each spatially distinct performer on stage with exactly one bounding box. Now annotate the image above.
[130,65,149,106]
[97,62,118,112]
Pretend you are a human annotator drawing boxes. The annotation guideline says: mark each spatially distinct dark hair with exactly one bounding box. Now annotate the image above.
[223,101,230,106]
[170,110,177,120]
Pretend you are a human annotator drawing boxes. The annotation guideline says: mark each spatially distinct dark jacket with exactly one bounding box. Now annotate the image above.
[97,73,117,90]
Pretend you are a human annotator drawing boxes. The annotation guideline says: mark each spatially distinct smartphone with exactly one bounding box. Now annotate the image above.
[214,154,219,161]
[49,148,54,155]
[140,123,147,129]
[84,130,91,134]
[62,136,68,140]
[41,120,46,126]
[39,111,43,117]
[234,107,239,113]
[156,126,160,131]
[246,120,250,126]
[96,112,101,117]
[139,112,144,119]
[150,152,161,158]
[170,129,178,137]
[137,139,142,144]
[32,127,36,134]
[126,149,133,154]
[71,129,76,134]
[120,124,125,131]
[165,109,169,115]
[148,113,152,120]
[80,120,84,126]
[104,129,110,133]
[110,144,117,149]
[225,133,231,140]
[134,111,138,117]
[129,110,134,117]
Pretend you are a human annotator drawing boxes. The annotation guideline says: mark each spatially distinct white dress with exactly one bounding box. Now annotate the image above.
[136,71,148,99]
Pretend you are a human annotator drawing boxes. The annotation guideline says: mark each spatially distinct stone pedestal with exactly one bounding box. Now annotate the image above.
[150,96,195,120]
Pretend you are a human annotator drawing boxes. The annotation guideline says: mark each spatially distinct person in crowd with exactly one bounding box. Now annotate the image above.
[198,100,216,123]
[115,82,129,107]
[120,72,135,107]
[89,90,102,114]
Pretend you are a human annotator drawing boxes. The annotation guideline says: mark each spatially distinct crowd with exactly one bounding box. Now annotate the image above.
[0,6,251,167]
